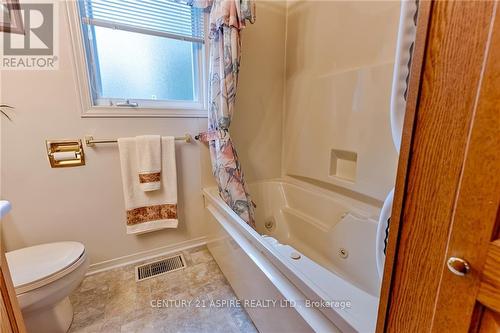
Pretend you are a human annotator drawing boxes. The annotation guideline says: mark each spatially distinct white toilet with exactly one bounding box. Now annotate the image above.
[6,241,89,333]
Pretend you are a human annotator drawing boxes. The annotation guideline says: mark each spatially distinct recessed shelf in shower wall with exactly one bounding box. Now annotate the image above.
[329,149,357,182]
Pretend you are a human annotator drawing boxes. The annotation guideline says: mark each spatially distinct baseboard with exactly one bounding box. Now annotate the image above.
[86,236,207,276]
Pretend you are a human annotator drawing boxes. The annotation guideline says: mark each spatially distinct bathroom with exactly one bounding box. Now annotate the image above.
[1,0,499,332]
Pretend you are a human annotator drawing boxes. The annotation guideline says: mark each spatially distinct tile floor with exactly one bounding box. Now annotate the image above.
[69,246,258,333]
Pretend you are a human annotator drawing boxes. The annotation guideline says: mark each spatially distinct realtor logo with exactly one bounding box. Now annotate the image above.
[1,2,59,69]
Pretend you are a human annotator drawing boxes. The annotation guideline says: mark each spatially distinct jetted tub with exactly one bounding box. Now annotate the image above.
[203,179,382,332]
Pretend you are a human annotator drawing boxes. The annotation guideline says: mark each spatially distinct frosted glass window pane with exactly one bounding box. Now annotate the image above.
[92,26,196,101]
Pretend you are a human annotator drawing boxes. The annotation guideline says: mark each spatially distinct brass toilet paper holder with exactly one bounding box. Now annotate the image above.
[46,139,85,168]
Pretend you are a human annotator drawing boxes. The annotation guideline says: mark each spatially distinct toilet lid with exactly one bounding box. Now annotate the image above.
[6,241,85,291]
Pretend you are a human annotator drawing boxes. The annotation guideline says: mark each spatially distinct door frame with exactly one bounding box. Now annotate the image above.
[1,243,25,332]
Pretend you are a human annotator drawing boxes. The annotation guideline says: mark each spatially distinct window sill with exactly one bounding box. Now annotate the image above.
[81,106,208,118]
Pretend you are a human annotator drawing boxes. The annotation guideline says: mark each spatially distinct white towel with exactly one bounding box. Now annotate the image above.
[118,136,178,234]
[136,135,161,192]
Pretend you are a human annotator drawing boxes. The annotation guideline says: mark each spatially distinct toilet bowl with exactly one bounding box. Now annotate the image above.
[6,241,89,333]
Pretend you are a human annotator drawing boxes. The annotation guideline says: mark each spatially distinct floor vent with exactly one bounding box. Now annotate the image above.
[135,254,186,282]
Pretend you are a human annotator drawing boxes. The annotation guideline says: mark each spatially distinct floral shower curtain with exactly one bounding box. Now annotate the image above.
[191,0,256,228]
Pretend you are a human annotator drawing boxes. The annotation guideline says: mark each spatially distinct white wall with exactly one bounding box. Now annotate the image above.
[283,1,400,202]
[0,1,286,266]
[231,1,287,183]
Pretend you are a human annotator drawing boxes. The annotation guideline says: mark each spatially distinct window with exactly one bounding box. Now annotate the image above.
[73,0,206,116]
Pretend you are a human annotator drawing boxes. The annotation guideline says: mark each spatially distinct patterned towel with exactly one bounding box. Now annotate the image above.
[118,136,178,234]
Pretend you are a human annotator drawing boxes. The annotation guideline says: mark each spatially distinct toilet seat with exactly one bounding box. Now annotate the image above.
[6,242,86,294]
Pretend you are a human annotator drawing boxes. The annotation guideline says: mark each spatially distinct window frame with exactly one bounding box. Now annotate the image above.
[66,1,208,118]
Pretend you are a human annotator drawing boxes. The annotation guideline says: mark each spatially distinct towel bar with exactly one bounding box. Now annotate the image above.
[85,134,192,147]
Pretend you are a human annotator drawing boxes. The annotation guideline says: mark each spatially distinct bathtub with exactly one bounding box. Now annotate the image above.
[203,179,382,332]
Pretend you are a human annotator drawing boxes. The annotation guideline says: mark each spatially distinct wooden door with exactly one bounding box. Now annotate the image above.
[377,0,500,332]
[0,224,25,332]
[475,238,500,331]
